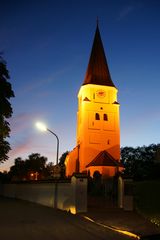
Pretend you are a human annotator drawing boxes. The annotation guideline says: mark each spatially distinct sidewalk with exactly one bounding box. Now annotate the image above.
[0,196,131,240]
[81,197,160,238]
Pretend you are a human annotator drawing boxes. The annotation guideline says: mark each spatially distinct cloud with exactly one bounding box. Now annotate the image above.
[8,112,55,162]
[8,135,56,164]
[117,5,135,21]
[9,112,42,135]
[9,138,33,160]
[8,112,44,159]
[17,65,71,96]
[0,137,34,172]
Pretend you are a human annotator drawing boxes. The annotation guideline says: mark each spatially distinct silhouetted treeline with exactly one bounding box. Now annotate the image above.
[121,143,160,180]
[0,151,69,182]
[8,153,50,181]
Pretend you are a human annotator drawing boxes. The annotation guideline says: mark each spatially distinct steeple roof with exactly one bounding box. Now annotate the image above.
[83,24,115,87]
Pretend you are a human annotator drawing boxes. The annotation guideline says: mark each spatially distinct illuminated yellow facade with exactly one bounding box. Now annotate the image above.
[76,84,120,176]
[65,25,122,178]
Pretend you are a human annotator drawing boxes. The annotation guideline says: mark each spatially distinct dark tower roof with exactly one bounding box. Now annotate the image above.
[83,25,115,87]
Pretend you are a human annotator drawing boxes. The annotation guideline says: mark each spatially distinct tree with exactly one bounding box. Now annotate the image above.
[59,151,69,166]
[121,144,160,180]
[9,153,48,181]
[58,151,69,178]
[0,56,14,162]
[0,171,10,183]
[25,153,47,171]
[9,157,26,181]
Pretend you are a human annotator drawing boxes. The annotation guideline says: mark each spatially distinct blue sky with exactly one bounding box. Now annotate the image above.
[0,0,160,171]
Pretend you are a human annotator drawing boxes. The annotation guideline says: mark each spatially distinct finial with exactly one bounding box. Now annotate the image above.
[96,16,99,27]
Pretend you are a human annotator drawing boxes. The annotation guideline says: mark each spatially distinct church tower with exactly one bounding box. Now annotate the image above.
[66,24,122,178]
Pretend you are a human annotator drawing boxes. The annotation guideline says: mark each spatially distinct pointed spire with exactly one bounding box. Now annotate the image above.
[83,24,115,87]
[96,16,99,26]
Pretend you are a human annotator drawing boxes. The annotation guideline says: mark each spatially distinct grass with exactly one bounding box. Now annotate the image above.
[134,180,160,227]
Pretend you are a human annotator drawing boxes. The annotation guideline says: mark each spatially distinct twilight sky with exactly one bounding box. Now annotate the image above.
[0,0,160,171]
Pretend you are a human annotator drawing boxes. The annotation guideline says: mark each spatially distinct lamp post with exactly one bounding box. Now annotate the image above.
[47,129,59,166]
[35,122,59,165]
[35,121,60,209]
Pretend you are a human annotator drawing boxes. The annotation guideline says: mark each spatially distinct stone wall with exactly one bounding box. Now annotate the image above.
[0,175,87,214]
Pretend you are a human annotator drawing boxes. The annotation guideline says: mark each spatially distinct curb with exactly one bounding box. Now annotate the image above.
[83,215,140,239]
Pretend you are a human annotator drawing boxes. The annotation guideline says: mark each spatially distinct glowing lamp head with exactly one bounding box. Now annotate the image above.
[36,122,47,132]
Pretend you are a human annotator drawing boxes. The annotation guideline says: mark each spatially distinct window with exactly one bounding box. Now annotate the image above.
[104,114,108,121]
[95,113,100,120]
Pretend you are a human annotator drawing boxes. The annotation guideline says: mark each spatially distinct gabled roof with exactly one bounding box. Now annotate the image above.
[83,25,115,87]
[86,150,123,167]
[83,97,90,101]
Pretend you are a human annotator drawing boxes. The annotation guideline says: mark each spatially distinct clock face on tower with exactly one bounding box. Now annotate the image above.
[96,89,106,98]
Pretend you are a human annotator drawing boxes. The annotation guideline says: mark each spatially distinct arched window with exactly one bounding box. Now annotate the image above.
[104,114,108,121]
[95,113,100,120]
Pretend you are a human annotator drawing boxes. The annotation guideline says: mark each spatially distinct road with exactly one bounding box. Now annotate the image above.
[0,196,132,240]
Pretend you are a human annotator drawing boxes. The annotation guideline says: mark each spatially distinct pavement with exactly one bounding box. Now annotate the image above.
[0,196,132,240]
[1,195,160,240]
[80,196,160,239]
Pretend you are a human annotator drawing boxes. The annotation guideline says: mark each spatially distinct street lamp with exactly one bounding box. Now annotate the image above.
[35,122,59,165]
[35,121,60,209]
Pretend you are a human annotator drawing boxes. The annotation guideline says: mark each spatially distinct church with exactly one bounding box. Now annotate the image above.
[65,24,123,179]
